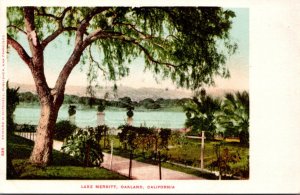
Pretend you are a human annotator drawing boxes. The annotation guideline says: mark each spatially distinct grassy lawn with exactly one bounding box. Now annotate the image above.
[167,138,249,167]
[7,135,128,180]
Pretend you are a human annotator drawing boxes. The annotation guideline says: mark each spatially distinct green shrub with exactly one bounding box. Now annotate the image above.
[118,125,172,161]
[17,124,35,132]
[97,104,105,112]
[7,82,20,134]
[95,125,110,148]
[159,128,171,150]
[68,105,76,116]
[126,106,134,118]
[53,120,77,141]
[209,144,241,178]
[61,127,103,167]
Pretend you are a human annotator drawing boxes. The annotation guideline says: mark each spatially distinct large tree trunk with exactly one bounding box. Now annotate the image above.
[8,7,92,166]
[29,103,60,165]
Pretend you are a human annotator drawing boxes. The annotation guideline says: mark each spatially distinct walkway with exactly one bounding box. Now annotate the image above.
[15,132,204,180]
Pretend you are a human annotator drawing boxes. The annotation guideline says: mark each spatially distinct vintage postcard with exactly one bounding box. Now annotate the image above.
[0,0,299,194]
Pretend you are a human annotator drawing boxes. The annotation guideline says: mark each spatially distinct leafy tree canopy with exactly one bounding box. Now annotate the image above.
[7,7,236,90]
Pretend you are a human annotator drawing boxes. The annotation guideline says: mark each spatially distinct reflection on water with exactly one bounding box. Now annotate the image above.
[14,106,186,129]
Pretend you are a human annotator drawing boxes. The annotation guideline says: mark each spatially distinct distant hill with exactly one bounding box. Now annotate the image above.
[9,82,242,101]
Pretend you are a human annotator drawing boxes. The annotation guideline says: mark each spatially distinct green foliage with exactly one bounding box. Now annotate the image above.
[53,120,77,141]
[7,135,127,179]
[169,131,189,146]
[63,95,76,104]
[139,98,161,109]
[18,92,39,103]
[126,106,134,118]
[118,125,172,160]
[166,136,249,178]
[217,91,249,145]
[184,89,221,139]
[184,90,249,145]
[16,124,36,132]
[118,96,132,108]
[159,128,171,150]
[68,105,76,116]
[97,100,106,112]
[239,129,249,146]
[209,143,242,178]
[8,7,236,90]
[61,127,104,167]
[94,125,110,148]
[7,81,20,134]
[18,91,190,111]
[94,125,109,140]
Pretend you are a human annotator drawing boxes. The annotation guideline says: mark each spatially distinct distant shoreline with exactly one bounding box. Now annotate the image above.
[17,102,185,112]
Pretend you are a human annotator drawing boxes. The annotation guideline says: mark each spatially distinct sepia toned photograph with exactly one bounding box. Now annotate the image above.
[1,0,299,194]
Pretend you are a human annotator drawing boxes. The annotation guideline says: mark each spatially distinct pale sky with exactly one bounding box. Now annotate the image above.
[7,8,249,91]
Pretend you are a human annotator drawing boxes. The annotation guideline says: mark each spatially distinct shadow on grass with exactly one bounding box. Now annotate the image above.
[7,135,128,180]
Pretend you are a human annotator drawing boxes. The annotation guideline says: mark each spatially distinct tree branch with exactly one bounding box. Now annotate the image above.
[84,29,178,69]
[82,28,104,45]
[130,40,176,68]
[88,45,107,76]
[24,7,51,103]
[110,33,178,68]
[60,7,72,20]
[35,7,60,20]
[7,25,27,35]
[7,34,32,66]
[52,8,111,103]
[39,7,74,49]
[41,26,77,49]
[75,7,111,45]
[24,7,43,60]
[113,22,154,40]
[36,7,71,20]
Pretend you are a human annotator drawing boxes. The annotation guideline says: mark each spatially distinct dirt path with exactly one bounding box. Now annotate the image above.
[16,132,204,180]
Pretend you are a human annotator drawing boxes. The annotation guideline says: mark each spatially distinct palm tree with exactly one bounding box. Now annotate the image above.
[217,91,249,145]
[184,89,221,140]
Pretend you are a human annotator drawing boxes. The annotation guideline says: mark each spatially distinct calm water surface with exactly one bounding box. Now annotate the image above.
[14,105,186,129]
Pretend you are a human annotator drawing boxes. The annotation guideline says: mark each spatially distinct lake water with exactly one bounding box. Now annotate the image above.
[14,105,186,129]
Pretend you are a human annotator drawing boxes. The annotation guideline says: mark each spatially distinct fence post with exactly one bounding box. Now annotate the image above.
[110,140,114,170]
[217,144,222,180]
[200,131,205,170]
